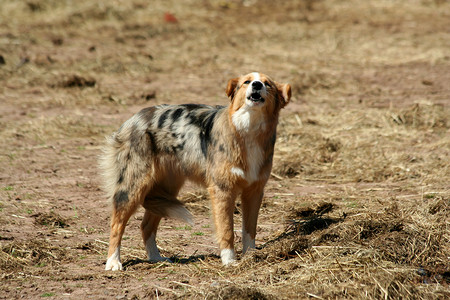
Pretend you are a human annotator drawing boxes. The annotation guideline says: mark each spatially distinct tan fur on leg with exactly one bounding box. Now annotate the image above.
[105,205,136,271]
[141,210,170,262]
[241,183,265,254]
[208,185,238,265]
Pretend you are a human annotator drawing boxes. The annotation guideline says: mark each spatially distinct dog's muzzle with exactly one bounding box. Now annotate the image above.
[248,81,265,103]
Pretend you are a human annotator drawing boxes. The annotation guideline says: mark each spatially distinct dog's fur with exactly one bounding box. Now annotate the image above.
[100,72,291,270]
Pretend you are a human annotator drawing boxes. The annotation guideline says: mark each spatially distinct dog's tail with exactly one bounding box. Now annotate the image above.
[143,196,193,225]
[99,111,192,224]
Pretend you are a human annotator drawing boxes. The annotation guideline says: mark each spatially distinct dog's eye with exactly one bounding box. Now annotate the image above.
[264,82,271,88]
[243,80,251,84]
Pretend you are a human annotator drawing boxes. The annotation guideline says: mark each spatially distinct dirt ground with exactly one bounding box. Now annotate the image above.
[0,0,449,299]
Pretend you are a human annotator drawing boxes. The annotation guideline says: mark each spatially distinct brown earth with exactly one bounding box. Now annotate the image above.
[0,0,449,299]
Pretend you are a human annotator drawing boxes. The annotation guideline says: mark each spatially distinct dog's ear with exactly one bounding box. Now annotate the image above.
[276,83,291,108]
[226,77,239,100]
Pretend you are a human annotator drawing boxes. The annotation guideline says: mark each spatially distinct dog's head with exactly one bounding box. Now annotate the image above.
[226,72,291,132]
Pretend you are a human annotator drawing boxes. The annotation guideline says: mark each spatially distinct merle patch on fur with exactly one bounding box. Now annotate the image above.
[171,108,184,122]
[158,109,171,128]
[146,131,158,154]
[199,110,218,158]
[118,167,126,184]
[113,190,129,207]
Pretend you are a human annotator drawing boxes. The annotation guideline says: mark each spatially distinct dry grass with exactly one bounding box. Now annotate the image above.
[186,197,449,299]
[274,102,450,184]
[0,0,449,299]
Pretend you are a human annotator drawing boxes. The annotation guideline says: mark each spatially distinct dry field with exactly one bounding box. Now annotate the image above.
[0,0,449,299]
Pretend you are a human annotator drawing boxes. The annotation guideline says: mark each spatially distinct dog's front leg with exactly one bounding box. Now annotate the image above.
[241,183,265,254]
[208,185,238,265]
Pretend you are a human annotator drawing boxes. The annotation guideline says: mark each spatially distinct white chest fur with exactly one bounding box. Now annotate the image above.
[231,104,266,134]
[231,102,266,184]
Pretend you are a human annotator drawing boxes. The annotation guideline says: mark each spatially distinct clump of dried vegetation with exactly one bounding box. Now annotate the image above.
[34,211,69,228]
[0,240,68,272]
[190,197,449,299]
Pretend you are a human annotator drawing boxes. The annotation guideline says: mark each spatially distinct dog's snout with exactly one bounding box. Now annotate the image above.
[252,81,263,90]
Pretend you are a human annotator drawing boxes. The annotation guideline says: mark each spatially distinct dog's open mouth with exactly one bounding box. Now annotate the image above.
[248,92,264,103]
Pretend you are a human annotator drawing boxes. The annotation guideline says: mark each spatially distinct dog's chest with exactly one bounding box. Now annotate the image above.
[245,139,264,183]
[230,108,269,184]
[231,138,265,184]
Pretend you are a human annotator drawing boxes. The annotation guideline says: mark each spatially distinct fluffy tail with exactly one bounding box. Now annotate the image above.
[99,129,138,205]
[143,197,193,225]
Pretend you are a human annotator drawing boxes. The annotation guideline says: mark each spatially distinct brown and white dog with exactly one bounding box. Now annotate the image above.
[100,72,291,270]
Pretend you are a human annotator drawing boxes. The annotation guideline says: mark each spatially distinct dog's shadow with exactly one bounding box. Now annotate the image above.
[123,203,342,269]
[122,253,220,269]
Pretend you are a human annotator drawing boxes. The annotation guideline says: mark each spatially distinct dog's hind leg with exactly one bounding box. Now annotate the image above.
[105,177,148,271]
[141,210,171,262]
[105,201,137,271]
[141,179,192,262]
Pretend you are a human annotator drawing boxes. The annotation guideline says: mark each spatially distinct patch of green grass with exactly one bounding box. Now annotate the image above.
[35,262,47,268]
[40,293,55,297]
[77,146,85,150]
[192,232,204,236]
[201,224,210,228]
[344,199,359,208]
[2,186,13,191]
[72,205,78,219]
[23,193,33,200]
[79,226,96,234]
[174,225,192,230]
[424,193,436,199]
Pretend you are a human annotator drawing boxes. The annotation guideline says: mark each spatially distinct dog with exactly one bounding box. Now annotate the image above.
[100,72,291,271]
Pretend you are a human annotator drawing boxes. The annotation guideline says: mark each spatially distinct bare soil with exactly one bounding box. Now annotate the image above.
[0,0,449,299]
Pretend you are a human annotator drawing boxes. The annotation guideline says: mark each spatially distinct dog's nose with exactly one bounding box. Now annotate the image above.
[252,81,263,90]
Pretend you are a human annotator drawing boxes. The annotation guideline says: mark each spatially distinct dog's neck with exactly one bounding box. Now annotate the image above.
[225,104,279,160]
[229,105,277,135]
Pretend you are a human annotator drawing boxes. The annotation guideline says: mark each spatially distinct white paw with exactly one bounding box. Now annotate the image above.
[105,257,122,271]
[105,247,122,271]
[220,249,236,266]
